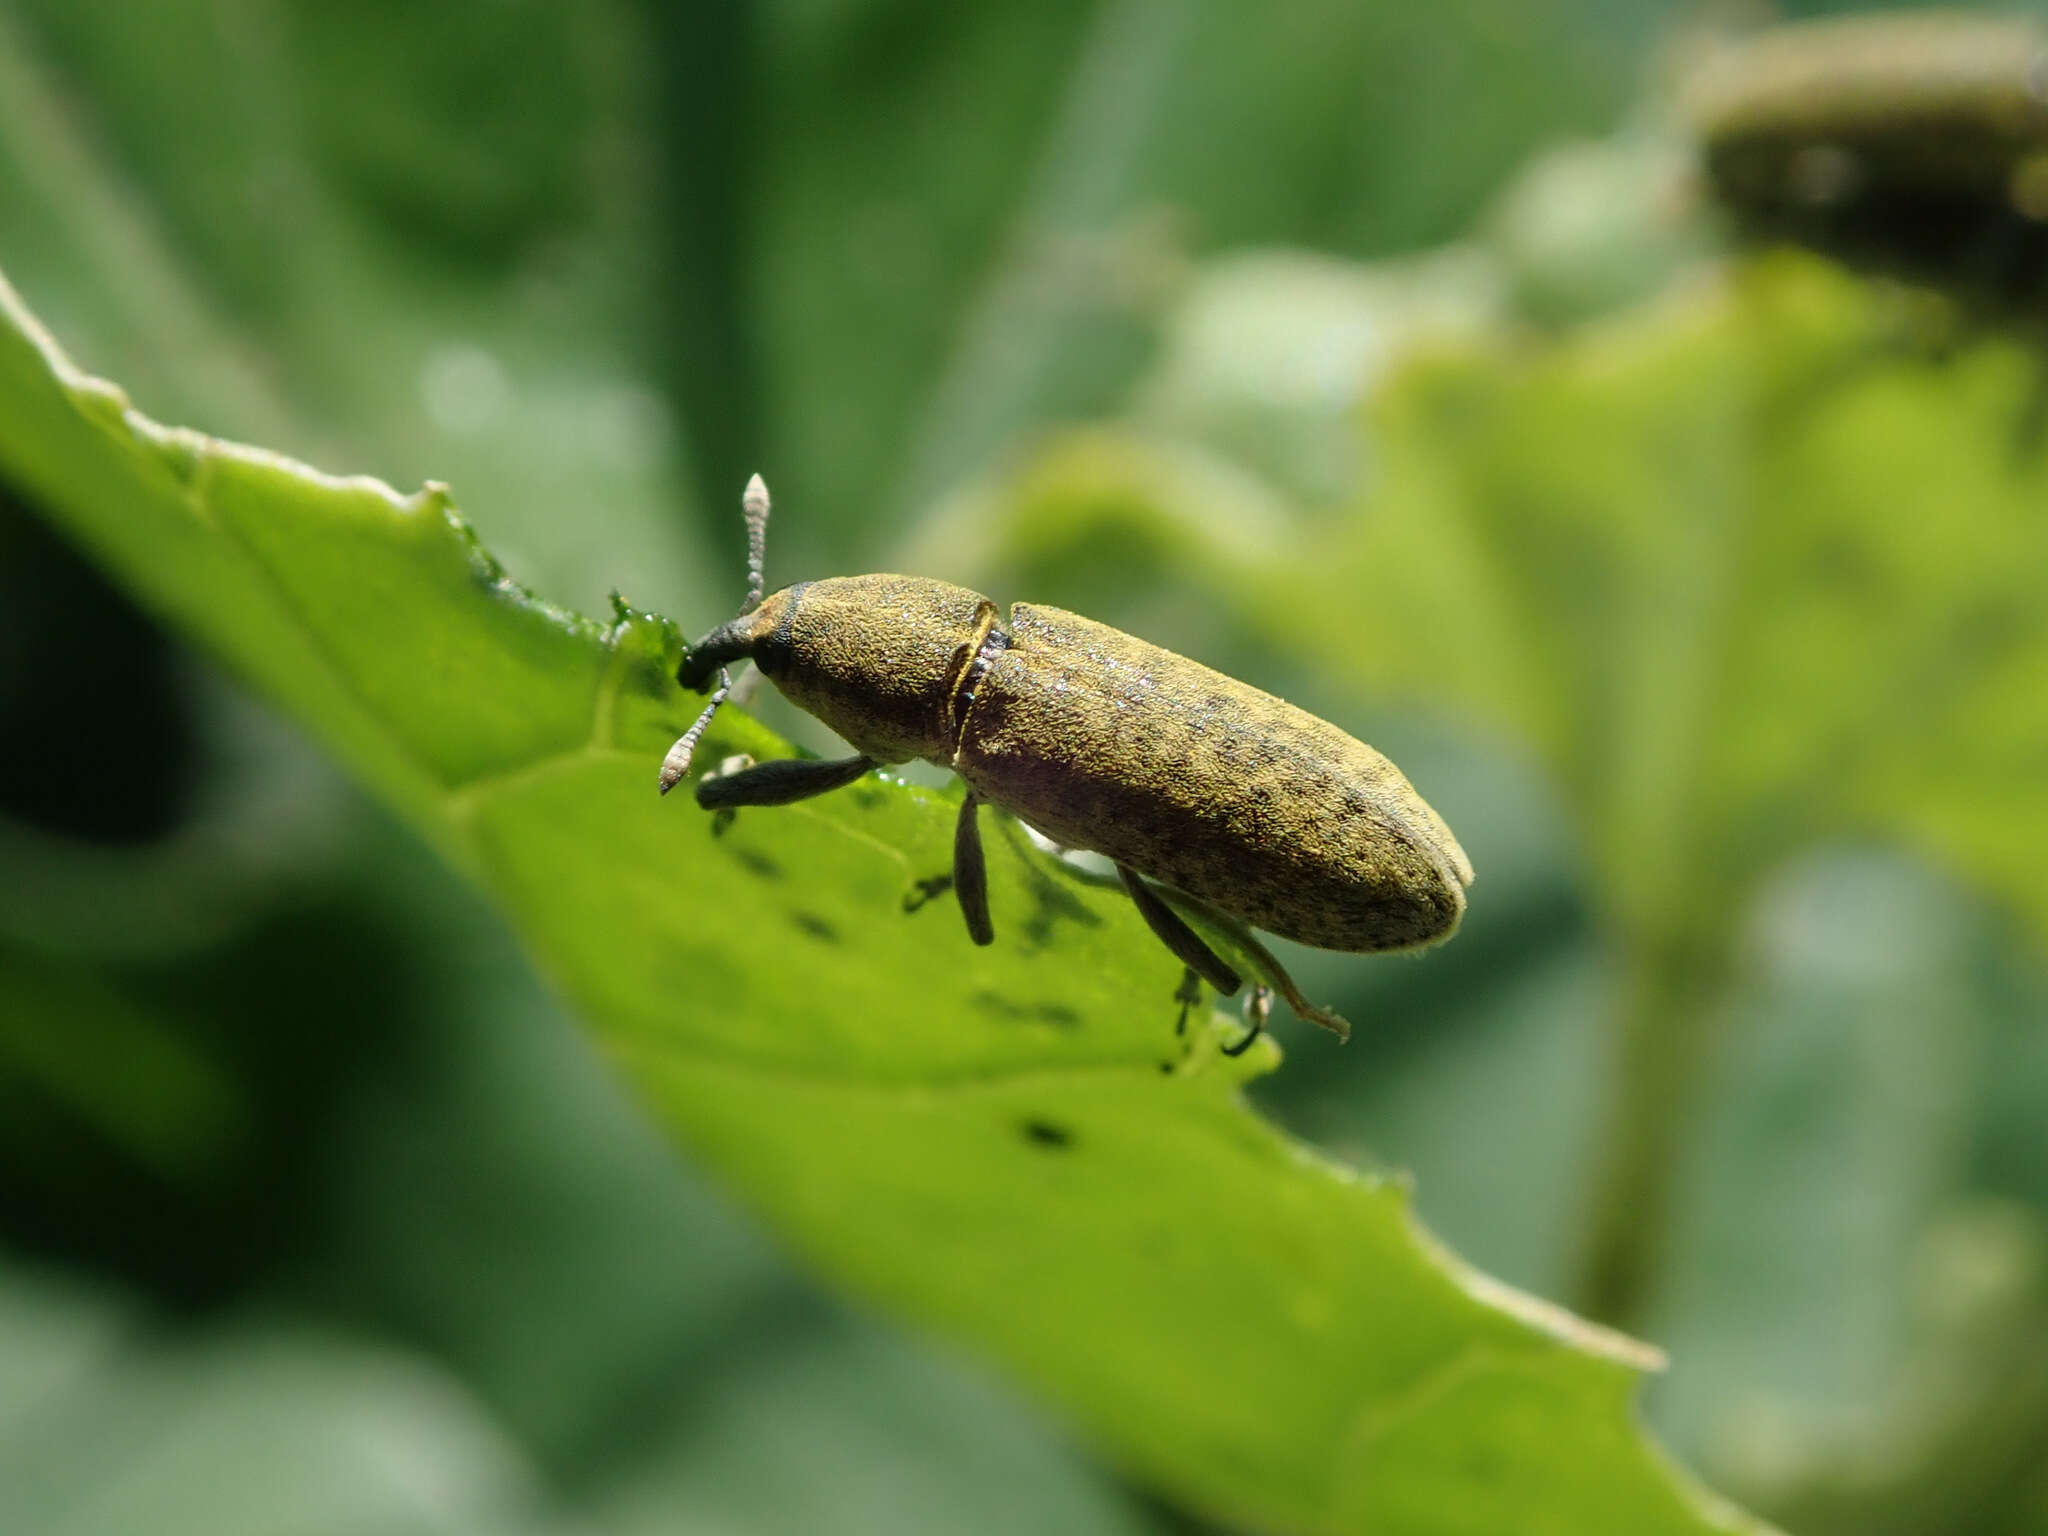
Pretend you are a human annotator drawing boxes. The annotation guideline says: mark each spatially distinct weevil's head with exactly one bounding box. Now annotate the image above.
[682,575,995,766]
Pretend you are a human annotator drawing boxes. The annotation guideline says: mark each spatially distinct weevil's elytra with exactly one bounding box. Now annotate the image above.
[662,476,1473,1046]
[958,603,1471,953]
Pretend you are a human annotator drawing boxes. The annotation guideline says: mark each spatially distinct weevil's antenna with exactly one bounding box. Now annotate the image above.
[657,671,732,795]
[658,475,772,796]
[741,472,769,614]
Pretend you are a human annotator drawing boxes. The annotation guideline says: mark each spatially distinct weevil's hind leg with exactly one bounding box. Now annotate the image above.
[953,794,994,946]
[695,754,876,809]
[1155,887,1352,1043]
[1117,865,1241,998]
[1222,987,1272,1058]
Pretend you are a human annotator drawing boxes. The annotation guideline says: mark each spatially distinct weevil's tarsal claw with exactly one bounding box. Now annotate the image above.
[1222,986,1272,1057]
[1301,1001,1351,1043]
[1258,961,1349,1043]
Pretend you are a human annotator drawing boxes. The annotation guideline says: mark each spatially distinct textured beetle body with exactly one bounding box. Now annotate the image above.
[679,574,1472,962]
[957,602,1471,952]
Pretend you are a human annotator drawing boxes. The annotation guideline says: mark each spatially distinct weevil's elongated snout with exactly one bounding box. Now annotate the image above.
[677,596,789,692]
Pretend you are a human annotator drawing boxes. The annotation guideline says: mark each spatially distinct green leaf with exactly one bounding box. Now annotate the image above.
[0,267,1763,1535]
[1331,257,2048,1326]
[1335,258,2048,952]
[0,0,710,621]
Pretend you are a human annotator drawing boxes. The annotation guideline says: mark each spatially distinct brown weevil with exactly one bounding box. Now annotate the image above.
[1688,13,2048,318]
[659,475,1473,1053]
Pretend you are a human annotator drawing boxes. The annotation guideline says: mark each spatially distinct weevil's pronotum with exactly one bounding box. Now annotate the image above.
[659,476,1473,1053]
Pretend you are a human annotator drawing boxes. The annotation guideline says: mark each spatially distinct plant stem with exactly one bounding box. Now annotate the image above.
[1573,934,1720,1329]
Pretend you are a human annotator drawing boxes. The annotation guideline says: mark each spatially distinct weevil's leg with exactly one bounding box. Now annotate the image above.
[1154,887,1352,1043]
[695,754,876,809]
[1116,865,1241,997]
[953,794,994,947]
[703,756,753,837]
[1173,967,1202,1036]
[1222,986,1272,1058]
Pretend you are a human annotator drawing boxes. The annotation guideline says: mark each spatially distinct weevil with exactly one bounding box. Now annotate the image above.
[1689,13,2048,317]
[659,476,1473,1053]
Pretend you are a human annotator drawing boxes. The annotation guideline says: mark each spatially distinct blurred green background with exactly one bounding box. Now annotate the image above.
[3,1,2048,1533]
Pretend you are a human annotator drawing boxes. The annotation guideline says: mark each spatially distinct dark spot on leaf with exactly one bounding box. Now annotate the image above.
[732,846,781,878]
[971,989,1081,1028]
[789,910,839,944]
[994,832,1102,947]
[1020,1118,1073,1150]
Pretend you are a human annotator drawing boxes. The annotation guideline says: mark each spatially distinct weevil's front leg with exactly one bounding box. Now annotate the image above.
[1116,865,1241,998]
[953,793,994,947]
[694,754,876,809]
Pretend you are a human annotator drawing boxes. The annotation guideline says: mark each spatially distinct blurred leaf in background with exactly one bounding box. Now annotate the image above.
[3,0,2047,1533]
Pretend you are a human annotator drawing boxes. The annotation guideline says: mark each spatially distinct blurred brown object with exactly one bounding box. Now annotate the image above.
[1690,12,2048,314]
